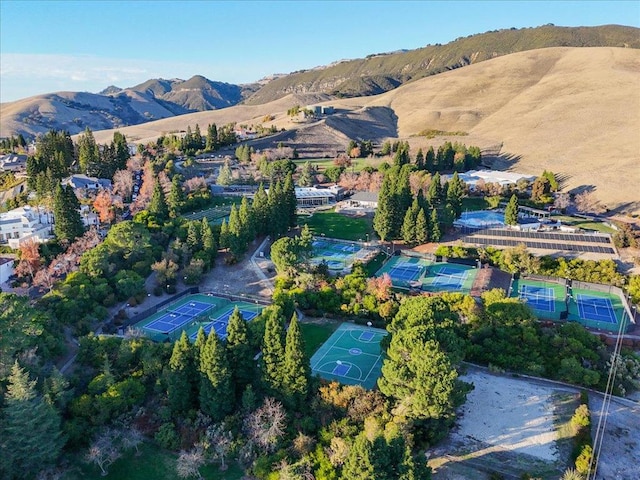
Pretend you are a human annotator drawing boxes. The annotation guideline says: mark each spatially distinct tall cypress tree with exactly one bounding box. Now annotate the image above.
[415,208,429,245]
[186,221,202,251]
[77,127,100,175]
[238,196,255,245]
[505,194,519,226]
[373,174,395,241]
[252,183,269,235]
[283,172,297,229]
[447,172,464,219]
[201,218,217,265]
[430,208,441,242]
[167,176,185,218]
[53,184,84,244]
[261,307,286,394]
[427,172,443,205]
[282,313,309,407]
[166,331,196,414]
[0,362,65,478]
[149,180,169,220]
[226,307,255,399]
[227,204,244,256]
[199,330,233,421]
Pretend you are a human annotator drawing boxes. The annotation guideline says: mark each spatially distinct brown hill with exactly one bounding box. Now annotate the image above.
[88,47,640,214]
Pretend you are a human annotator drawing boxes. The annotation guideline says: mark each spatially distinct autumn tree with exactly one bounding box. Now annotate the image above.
[93,190,115,224]
[15,238,41,283]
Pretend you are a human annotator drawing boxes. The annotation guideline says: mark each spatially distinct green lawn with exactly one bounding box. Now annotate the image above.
[300,322,340,359]
[553,216,616,234]
[294,157,382,173]
[298,209,374,241]
[75,442,244,480]
[461,197,490,211]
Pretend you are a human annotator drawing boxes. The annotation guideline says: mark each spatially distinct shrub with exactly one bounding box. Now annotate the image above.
[155,422,180,450]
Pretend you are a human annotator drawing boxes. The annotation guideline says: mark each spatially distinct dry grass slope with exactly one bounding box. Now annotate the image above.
[84,47,639,214]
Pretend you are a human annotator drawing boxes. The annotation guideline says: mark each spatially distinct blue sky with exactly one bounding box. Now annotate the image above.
[1,0,638,102]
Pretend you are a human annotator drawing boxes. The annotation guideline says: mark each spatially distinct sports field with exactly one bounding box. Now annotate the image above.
[134,293,264,342]
[182,205,232,224]
[509,279,566,320]
[310,237,378,273]
[310,323,387,389]
[375,255,477,293]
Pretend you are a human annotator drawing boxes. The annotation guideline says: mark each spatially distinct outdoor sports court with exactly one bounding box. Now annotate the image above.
[567,288,627,332]
[509,279,566,320]
[193,307,260,340]
[376,254,477,293]
[310,323,388,389]
[310,237,376,272]
[135,293,264,341]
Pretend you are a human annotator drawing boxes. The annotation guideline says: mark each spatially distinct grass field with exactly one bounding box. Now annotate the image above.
[553,216,616,234]
[300,321,340,359]
[76,442,244,480]
[294,157,382,173]
[298,208,373,241]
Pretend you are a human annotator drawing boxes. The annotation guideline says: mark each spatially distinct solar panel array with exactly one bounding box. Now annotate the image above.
[465,236,616,254]
[478,229,612,244]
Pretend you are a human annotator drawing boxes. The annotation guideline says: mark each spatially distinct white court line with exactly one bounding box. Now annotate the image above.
[364,354,383,384]
[311,328,348,370]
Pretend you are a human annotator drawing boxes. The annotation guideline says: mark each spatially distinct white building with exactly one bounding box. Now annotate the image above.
[444,170,536,191]
[0,153,28,172]
[0,206,54,248]
[0,257,15,284]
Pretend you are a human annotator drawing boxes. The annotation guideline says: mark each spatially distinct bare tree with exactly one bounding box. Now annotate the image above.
[120,425,144,456]
[184,177,207,194]
[574,190,605,214]
[553,192,571,211]
[176,447,205,479]
[15,238,41,284]
[243,397,287,454]
[112,169,134,199]
[204,423,233,471]
[85,429,122,476]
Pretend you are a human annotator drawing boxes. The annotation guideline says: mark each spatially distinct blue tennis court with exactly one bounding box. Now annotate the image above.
[520,285,555,312]
[166,300,214,318]
[430,266,468,290]
[194,308,260,340]
[576,294,617,324]
[389,264,422,281]
[146,312,195,334]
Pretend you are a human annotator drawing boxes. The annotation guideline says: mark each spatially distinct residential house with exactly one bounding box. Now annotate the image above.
[0,153,28,173]
[63,174,112,191]
[0,206,54,248]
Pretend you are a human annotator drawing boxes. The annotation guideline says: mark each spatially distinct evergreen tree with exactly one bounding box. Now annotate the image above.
[446,172,464,219]
[166,331,197,414]
[205,123,218,151]
[167,176,185,218]
[252,183,269,236]
[427,172,443,205]
[217,160,233,186]
[149,180,169,220]
[199,331,233,421]
[340,434,375,480]
[373,174,395,241]
[378,330,460,421]
[298,161,316,186]
[111,131,130,174]
[201,218,217,265]
[429,208,441,242]
[267,180,287,238]
[505,194,519,226]
[227,204,245,257]
[415,148,425,170]
[401,204,418,246]
[219,219,230,250]
[186,221,202,251]
[425,146,436,172]
[193,124,203,150]
[238,196,255,245]
[53,184,84,243]
[282,313,309,407]
[283,172,297,229]
[0,362,65,479]
[415,208,429,245]
[77,127,100,175]
[226,307,255,399]
[261,307,286,394]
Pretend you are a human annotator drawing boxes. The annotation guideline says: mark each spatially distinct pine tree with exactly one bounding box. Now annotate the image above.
[401,205,418,246]
[340,434,375,480]
[217,160,233,186]
[252,183,269,235]
[283,172,297,229]
[77,127,100,174]
[282,313,309,407]
[0,362,64,478]
[425,146,436,172]
[227,204,245,256]
[166,331,196,414]
[219,219,230,250]
[415,208,429,245]
[261,307,286,394]
[415,148,425,170]
[373,174,395,241]
[427,172,443,205]
[167,176,185,218]
[505,194,519,226]
[201,218,217,265]
[238,196,255,245]
[205,123,218,151]
[149,180,169,220]
[267,180,287,238]
[53,184,84,244]
[429,208,441,242]
[225,307,255,399]
[446,172,464,219]
[199,330,233,421]
[186,221,202,251]
[298,161,316,186]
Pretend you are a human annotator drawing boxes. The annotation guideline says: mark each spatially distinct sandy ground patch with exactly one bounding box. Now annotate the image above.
[454,370,563,462]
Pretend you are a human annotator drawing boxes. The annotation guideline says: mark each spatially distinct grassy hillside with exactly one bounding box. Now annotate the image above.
[245,24,640,104]
[86,47,640,214]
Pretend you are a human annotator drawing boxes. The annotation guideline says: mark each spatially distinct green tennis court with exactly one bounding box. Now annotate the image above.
[567,288,629,332]
[310,323,387,389]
